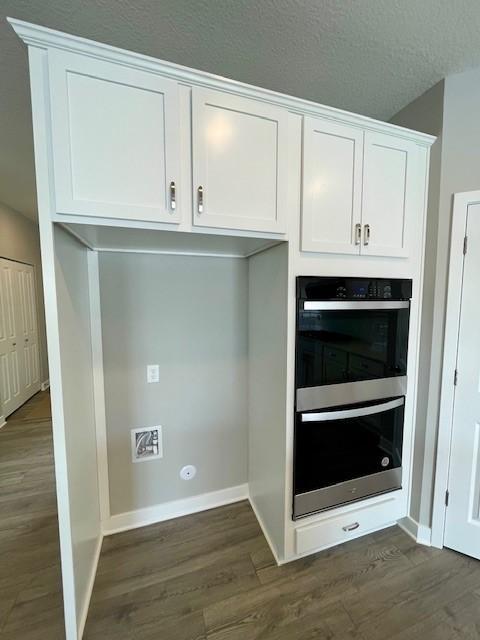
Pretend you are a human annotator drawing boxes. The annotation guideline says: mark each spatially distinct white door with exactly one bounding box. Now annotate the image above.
[0,259,41,417]
[192,87,288,233]
[361,131,418,258]
[48,49,181,224]
[444,203,480,559]
[301,117,363,254]
[17,264,41,398]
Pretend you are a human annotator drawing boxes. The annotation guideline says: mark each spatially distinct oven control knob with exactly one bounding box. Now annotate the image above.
[381,456,390,468]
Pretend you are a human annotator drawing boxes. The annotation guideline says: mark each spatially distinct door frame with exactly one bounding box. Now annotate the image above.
[431,190,480,548]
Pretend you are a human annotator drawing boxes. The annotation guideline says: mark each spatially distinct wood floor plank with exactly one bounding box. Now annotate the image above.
[372,525,443,567]
[343,549,480,640]
[87,554,259,639]
[0,391,64,638]
[386,589,480,639]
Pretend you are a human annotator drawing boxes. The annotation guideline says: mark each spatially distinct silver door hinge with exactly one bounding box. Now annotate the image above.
[445,490,450,506]
[463,236,468,255]
[454,369,458,386]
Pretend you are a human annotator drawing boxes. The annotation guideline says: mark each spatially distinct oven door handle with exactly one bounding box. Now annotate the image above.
[301,397,404,423]
[302,301,410,311]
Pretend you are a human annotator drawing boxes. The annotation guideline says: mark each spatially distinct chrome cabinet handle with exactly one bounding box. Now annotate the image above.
[355,223,361,245]
[342,522,360,532]
[169,181,176,211]
[364,224,370,245]
[197,186,204,214]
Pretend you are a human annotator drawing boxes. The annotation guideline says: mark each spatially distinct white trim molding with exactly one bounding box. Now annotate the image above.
[103,484,248,536]
[77,534,103,639]
[248,496,282,566]
[41,379,50,391]
[7,18,434,148]
[87,251,111,525]
[0,415,6,429]
[398,516,432,546]
[28,44,79,640]
[431,190,480,549]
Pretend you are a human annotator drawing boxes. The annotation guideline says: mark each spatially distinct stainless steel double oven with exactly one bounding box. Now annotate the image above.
[294,277,412,519]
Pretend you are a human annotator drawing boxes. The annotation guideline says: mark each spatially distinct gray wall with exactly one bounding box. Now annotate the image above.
[0,202,48,384]
[99,252,248,515]
[391,81,445,526]
[54,226,101,622]
[392,68,480,529]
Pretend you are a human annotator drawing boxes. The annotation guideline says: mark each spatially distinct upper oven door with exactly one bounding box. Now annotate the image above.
[296,300,410,390]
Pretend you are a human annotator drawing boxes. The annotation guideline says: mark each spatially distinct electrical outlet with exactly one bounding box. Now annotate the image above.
[147,364,160,383]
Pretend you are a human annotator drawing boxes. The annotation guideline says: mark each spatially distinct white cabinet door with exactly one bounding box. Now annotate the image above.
[361,132,418,258]
[192,87,288,233]
[49,50,181,223]
[301,118,363,254]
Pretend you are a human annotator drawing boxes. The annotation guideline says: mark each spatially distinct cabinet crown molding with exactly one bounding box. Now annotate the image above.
[8,17,435,148]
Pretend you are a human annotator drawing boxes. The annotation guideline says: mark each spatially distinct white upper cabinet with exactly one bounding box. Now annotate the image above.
[301,118,363,254]
[361,131,418,258]
[48,50,181,223]
[191,87,288,234]
[301,123,420,258]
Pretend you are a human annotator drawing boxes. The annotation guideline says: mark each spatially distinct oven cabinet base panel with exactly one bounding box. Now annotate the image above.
[294,494,404,556]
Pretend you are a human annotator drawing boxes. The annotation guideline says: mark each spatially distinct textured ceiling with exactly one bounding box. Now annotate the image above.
[2,0,480,219]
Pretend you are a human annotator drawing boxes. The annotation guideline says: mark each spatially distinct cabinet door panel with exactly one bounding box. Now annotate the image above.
[361,132,418,258]
[192,88,287,233]
[49,50,181,223]
[301,118,363,254]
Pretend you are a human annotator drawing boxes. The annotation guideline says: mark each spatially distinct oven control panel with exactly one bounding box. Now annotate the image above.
[297,277,412,301]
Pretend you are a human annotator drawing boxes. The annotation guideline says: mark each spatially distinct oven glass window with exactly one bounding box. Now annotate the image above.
[296,307,409,388]
[294,399,404,496]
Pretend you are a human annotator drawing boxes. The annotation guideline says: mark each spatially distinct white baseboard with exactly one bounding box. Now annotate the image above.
[417,522,432,546]
[78,534,103,639]
[0,416,6,429]
[103,483,249,536]
[398,516,431,546]
[248,495,282,566]
[41,379,50,391]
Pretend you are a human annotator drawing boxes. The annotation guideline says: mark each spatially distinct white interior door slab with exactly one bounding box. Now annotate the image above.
[0,258,41,417]
[17,263,41,397]
[0,258,21,416]
[444,203,480,560]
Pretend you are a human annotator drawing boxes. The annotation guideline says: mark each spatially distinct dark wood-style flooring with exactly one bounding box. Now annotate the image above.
[3,392,480,639]
[0,390,64,639]
[85,503,480,638]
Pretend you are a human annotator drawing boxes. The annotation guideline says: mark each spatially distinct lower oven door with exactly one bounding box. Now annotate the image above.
[294,397,404,519]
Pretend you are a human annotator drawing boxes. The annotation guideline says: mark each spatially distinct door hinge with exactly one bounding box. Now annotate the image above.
[463,236,468,255]
[454,369,458,386]
[445,490,450,506]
